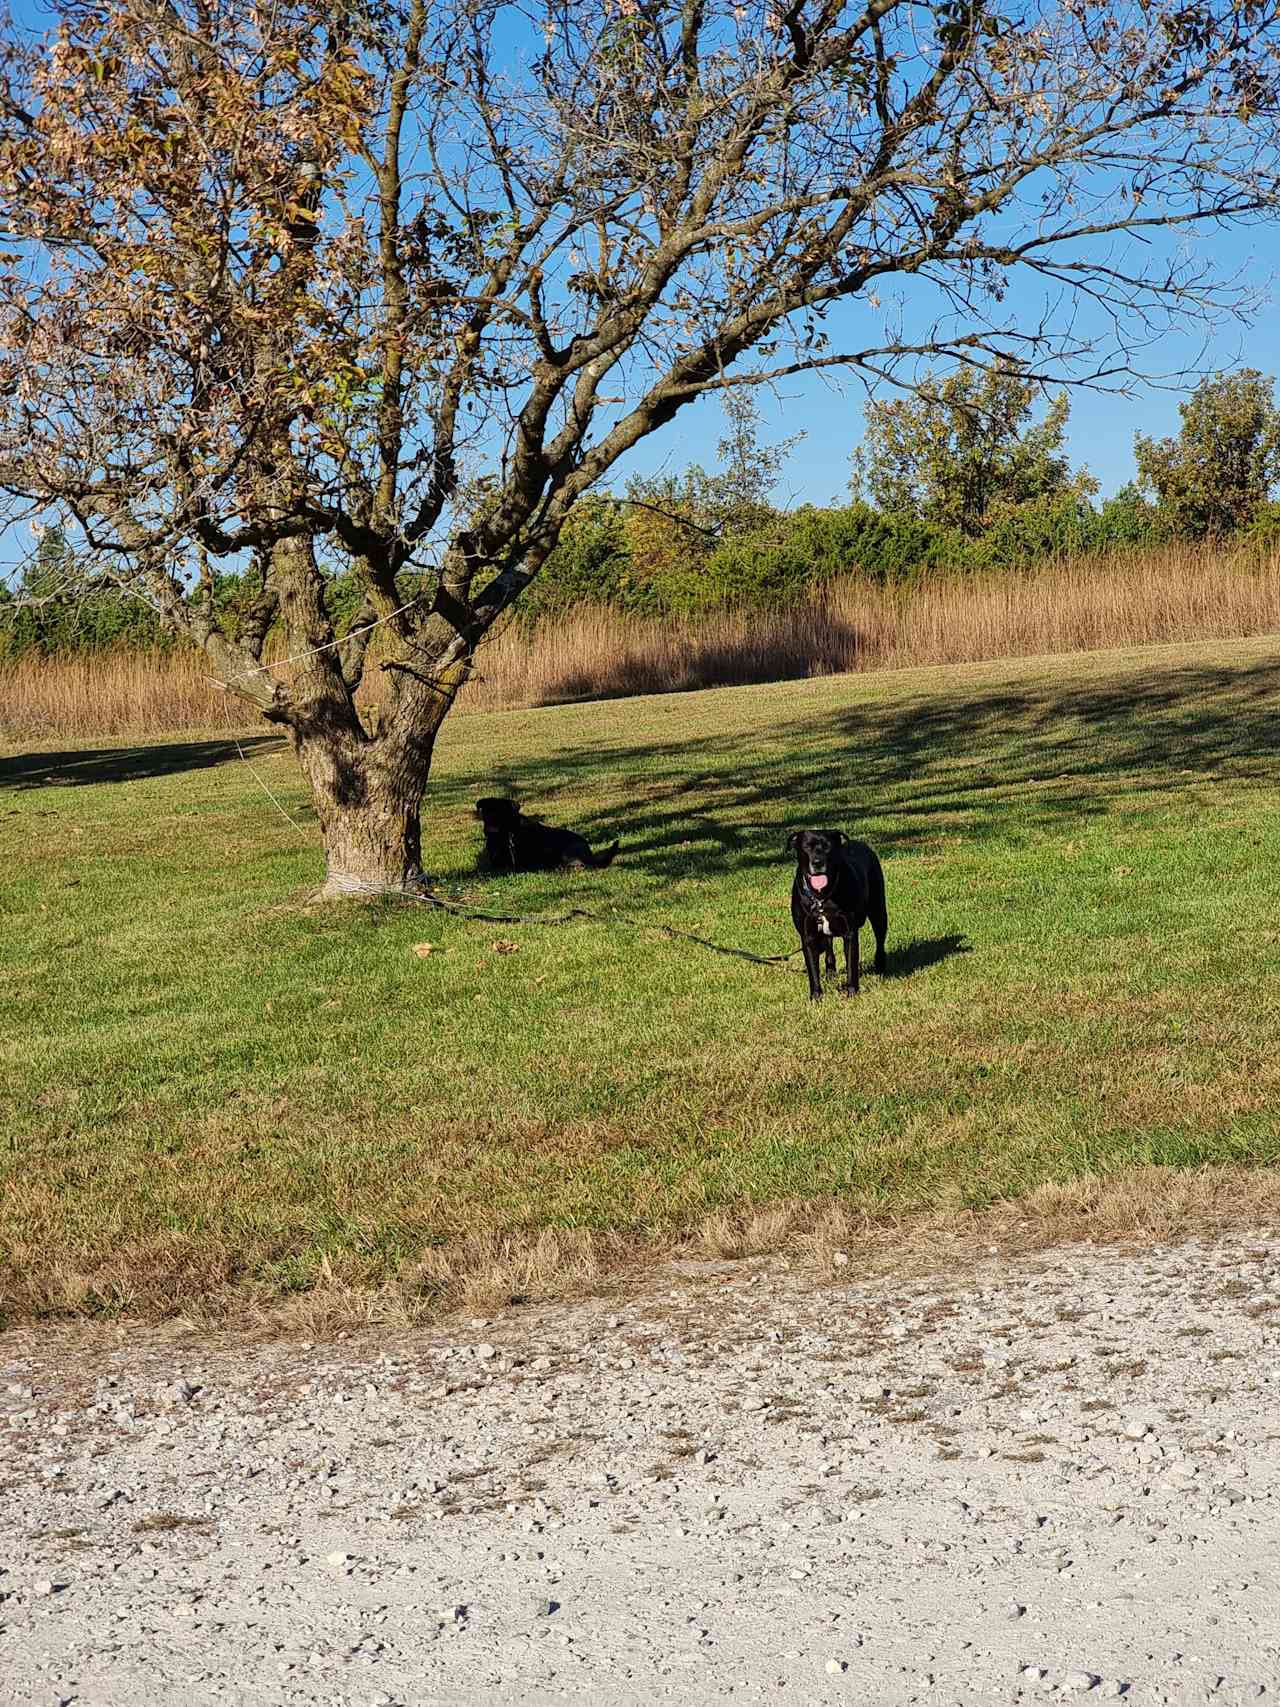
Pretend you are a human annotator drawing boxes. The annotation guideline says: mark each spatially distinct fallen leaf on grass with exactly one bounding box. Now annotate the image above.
[491,939,519,955]
[411,942,435,958]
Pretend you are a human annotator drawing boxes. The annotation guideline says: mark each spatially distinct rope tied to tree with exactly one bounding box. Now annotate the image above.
[321,870,800,966]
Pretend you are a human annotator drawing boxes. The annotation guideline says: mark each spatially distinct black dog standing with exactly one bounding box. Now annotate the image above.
[786,829,888,1000]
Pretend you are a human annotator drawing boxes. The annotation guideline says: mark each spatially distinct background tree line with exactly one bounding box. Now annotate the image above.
[6,367,1280,658]
[527,367,1280,619]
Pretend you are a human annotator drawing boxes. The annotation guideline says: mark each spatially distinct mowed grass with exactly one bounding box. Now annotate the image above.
[2,636,1279,1321]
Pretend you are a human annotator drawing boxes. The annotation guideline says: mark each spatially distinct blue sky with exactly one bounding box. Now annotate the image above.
[624,221,1280,509]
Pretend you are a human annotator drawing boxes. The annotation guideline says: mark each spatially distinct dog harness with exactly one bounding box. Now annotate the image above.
[804,874,834,935]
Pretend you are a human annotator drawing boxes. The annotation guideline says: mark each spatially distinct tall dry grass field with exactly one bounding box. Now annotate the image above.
[4,541,1278,740]
[0,645,229,740]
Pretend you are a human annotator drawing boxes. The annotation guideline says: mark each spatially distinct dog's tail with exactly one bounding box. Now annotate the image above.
[586,841,620,868]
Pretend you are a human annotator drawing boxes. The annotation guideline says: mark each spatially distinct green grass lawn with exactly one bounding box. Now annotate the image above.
[3,636,1279,1320]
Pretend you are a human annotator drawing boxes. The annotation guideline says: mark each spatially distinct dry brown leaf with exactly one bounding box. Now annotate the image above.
[411,942,435,958]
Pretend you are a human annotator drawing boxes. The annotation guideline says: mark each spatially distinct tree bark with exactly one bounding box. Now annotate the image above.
[295,654,472,900]
[296,735,421,898]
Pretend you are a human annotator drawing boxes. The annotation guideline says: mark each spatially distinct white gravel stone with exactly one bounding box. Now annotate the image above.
[155,1378,199,1407]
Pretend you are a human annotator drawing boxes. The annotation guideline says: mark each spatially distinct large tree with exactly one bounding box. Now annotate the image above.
[851,363,1096,537]
[1134,369,1280,539]
[2,0,1280,895]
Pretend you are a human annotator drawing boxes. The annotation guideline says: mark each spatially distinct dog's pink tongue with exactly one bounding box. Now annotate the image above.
[809,872,829,891]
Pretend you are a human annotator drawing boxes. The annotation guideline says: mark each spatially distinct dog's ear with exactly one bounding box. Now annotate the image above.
[784,830,801,853]
[830,829,846,846]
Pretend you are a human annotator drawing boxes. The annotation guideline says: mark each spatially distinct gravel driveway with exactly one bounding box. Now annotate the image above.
[3,1233,1279,1707]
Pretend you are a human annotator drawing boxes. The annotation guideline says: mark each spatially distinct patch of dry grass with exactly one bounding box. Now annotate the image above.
[4,541,1278,738]
[6,1165,1279,1334]
[227,1160,1280,1330]
[467,542,1280,711]
[1,645,230,740]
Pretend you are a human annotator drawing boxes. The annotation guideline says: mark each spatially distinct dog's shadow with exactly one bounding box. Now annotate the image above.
[882,932,970,979]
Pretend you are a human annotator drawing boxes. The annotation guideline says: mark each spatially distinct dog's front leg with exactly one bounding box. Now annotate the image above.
[801,936,824,1001]
[843,928,860,996]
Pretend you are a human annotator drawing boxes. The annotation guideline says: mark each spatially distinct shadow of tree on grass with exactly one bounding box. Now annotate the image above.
[441,658,1280,881]
[0,736,287,792]
[7,658,1277,927]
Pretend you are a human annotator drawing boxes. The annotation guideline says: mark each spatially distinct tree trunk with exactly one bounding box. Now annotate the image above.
[302,748,424,899]
[290,720,429,898]
[293,658,472,901]
[247,523,477,899]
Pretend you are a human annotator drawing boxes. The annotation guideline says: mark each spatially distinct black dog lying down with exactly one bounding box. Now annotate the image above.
[786,828,888,999]
[475,797,620,872]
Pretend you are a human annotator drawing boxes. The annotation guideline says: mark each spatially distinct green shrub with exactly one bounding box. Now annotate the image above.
[1237,499,1280,562]
[780,503,959,583]
[965,493,1100,571]
[524,497,636,616]
[667,533,813,613]
[1091,484,1164,553]
[0,582,175,660]
[1135,369,1280,540]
